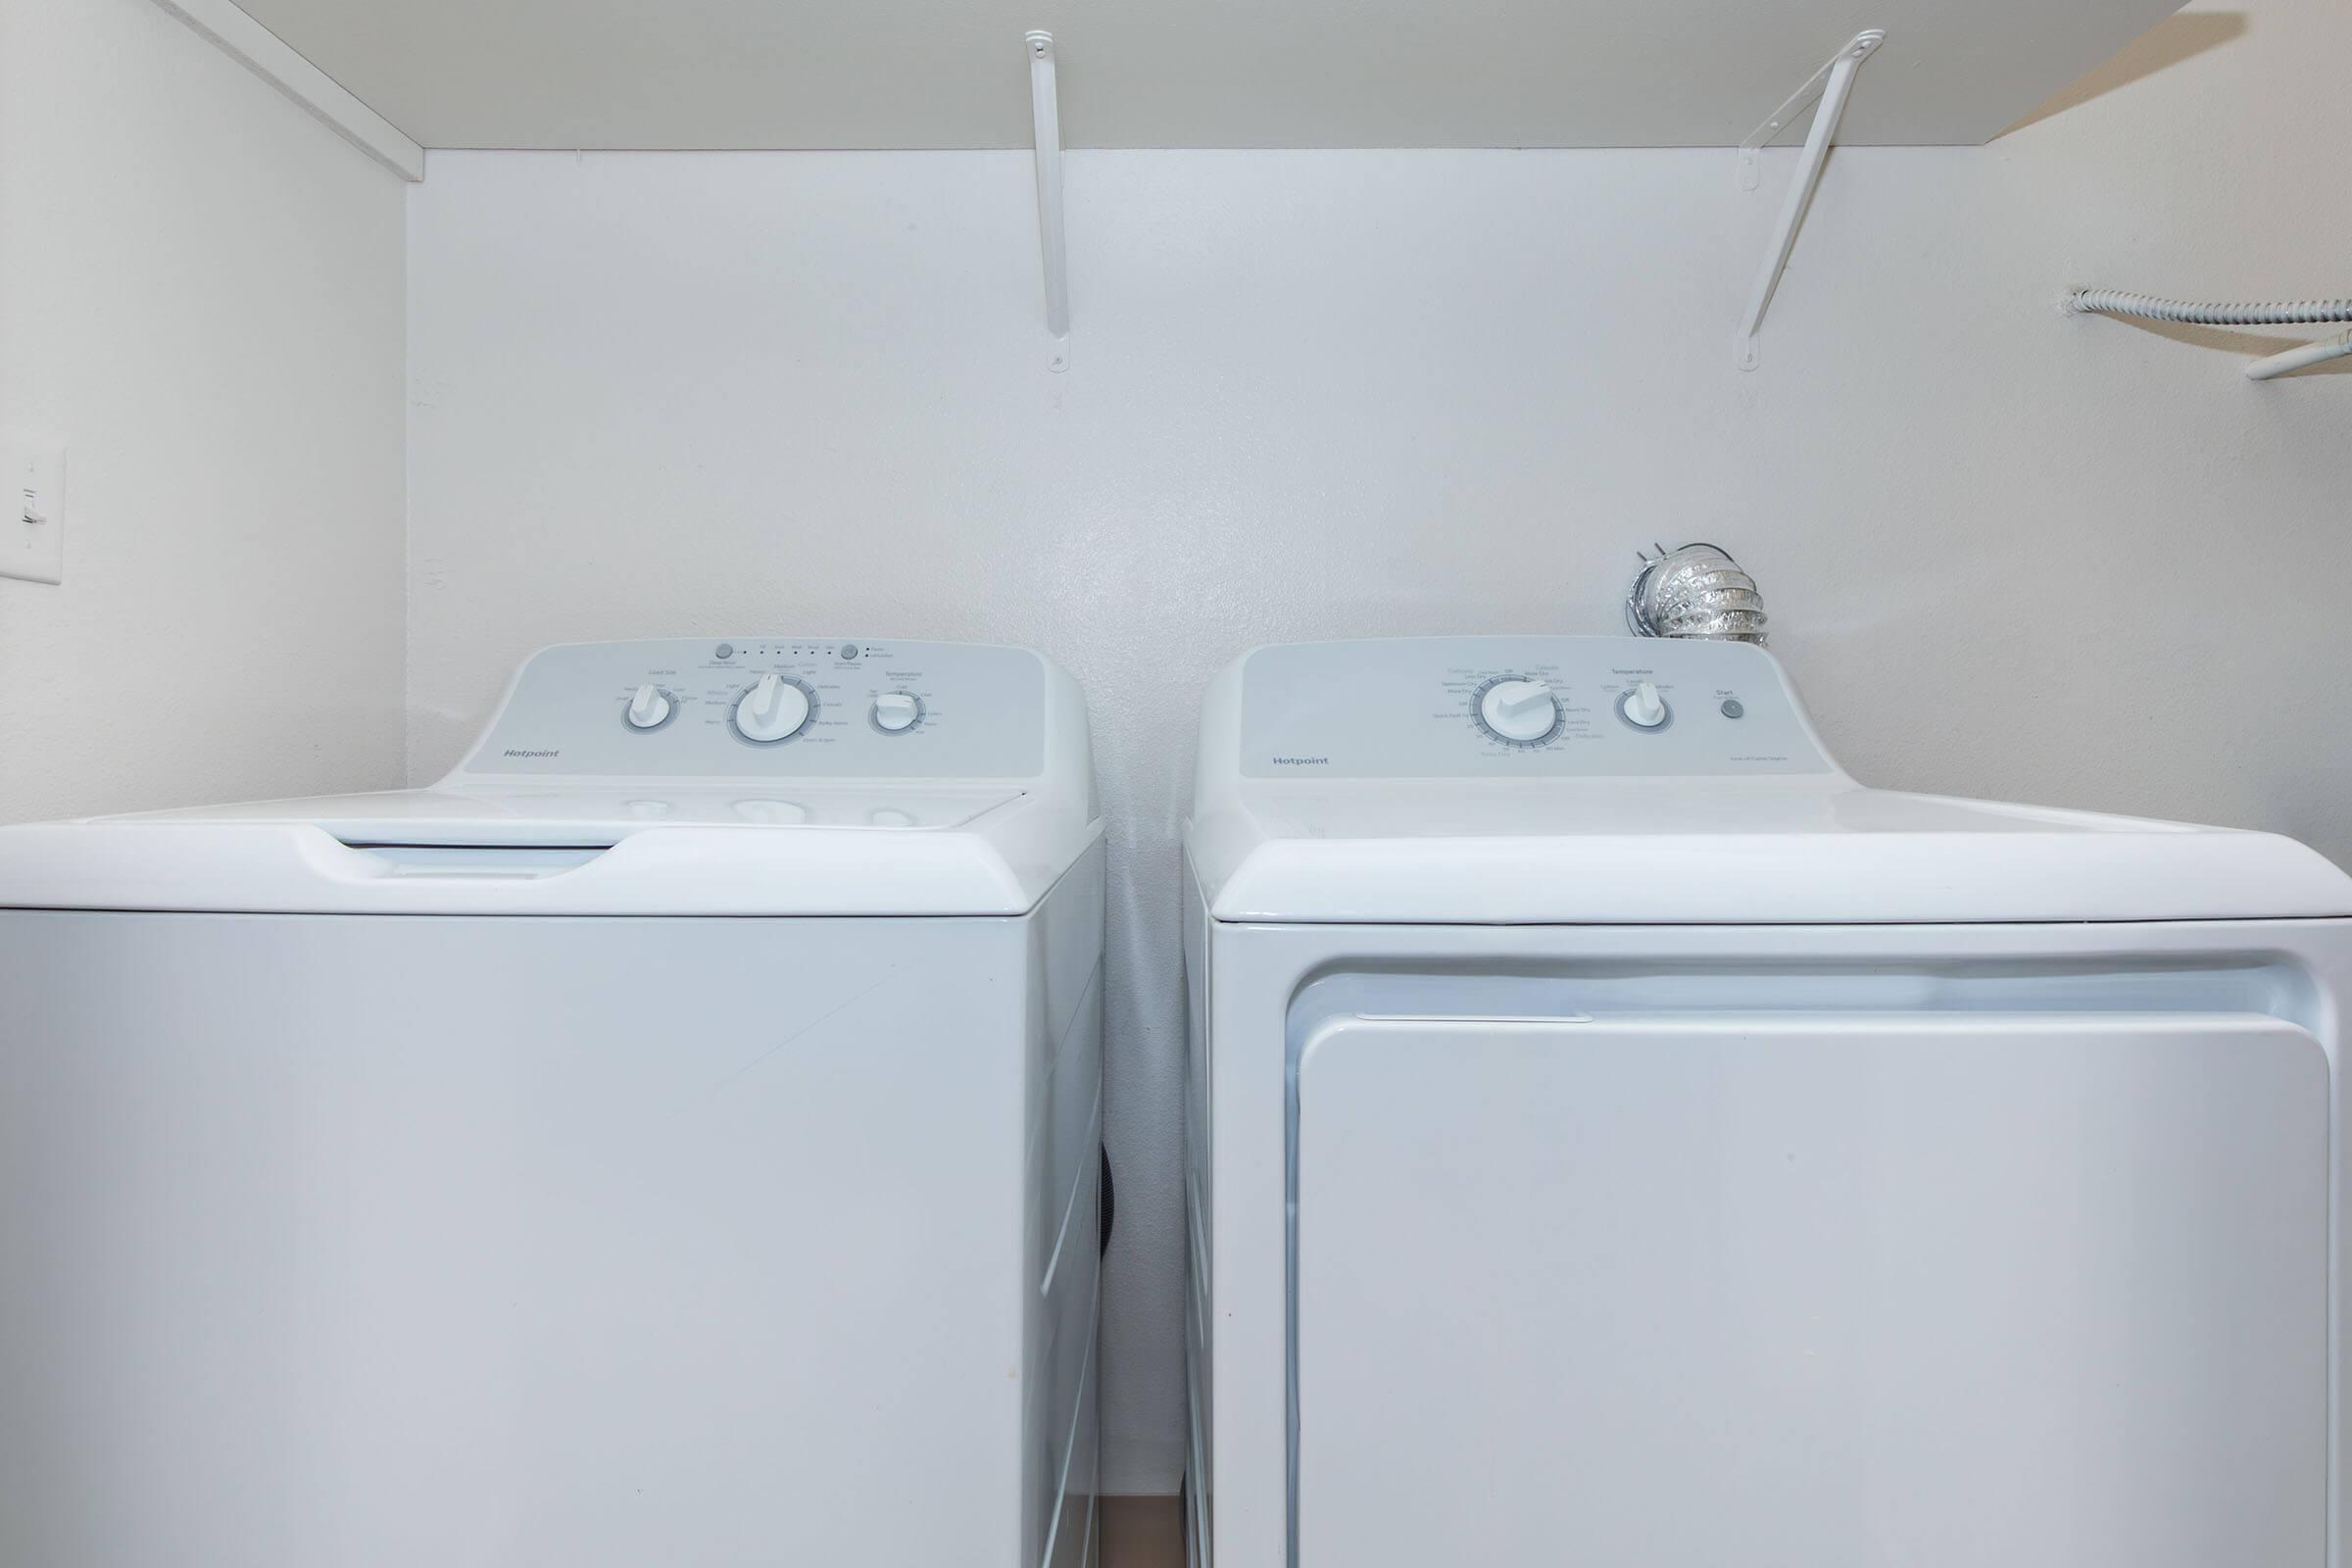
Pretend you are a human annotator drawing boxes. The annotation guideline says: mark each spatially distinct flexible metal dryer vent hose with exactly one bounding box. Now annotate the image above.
[2066,290,2352,326]
[2068,290,2352,380]
[1626,543,1768,646]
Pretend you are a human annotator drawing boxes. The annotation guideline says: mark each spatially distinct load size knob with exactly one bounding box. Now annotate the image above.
[1478,679,1560,744]
[733,673,812,743]
[624,683,673,730]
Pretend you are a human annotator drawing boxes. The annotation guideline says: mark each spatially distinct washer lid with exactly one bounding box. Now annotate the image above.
[108,784,1029,841]
[0,784,1097,916]
[1187,776,2352,924]
[0,636,1104,917]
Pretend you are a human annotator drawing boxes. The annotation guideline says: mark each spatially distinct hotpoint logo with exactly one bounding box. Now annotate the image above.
[1269,756,1330,766]
[504,748,562,759]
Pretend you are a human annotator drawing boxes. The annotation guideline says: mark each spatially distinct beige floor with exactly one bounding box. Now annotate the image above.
[1101,1495,1184,1568]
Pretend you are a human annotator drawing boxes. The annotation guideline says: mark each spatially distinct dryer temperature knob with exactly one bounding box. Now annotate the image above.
[1620,680,1669,729]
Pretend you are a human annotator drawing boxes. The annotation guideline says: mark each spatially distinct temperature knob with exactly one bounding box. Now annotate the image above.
[1478,679,1560,744]
[624,683,672,730]
[871,692,921,733]
[733,674,812,743]
[1619,680,1669,729]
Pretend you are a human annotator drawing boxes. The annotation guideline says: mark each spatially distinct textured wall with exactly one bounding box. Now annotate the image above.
[405,0,2352,1491]
[0,0,409,822]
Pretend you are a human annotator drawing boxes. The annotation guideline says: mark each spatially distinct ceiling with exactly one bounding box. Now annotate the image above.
[234,0,2187,151]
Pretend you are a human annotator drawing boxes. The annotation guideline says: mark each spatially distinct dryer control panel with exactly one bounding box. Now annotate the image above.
[458,638,1049,779]
[1237,636,1835,778]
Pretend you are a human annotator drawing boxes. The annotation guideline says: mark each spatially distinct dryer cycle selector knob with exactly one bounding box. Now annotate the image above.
[733,674,812,743]
[1619,680,1669,729]
[871,692,921,733]
[624,683,673,730]
[1478,679,1560,744]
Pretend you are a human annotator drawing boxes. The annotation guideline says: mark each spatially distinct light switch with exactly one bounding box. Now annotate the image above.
[0,436,65,585]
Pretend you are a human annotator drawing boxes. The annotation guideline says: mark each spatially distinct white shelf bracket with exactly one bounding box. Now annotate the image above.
[1026,30,1071,373]
[1736,28,1883,370]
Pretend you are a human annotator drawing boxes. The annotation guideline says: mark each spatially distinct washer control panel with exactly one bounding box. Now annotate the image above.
[462,638,1046,778]
[1239,636,1832,778]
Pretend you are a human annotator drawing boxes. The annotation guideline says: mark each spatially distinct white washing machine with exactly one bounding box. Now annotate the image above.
[0,637,1104,1568]
[1181,635,2352,1568]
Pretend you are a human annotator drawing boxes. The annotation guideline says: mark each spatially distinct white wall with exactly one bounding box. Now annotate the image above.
[0,0,408,822]
[406,0,2352,1492]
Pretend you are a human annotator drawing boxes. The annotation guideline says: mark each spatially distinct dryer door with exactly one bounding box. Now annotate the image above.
[1293,1012,2328,1568]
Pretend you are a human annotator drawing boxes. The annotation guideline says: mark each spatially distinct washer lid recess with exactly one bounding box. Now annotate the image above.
[0,785,1096,917]
[1187,778,2352,925]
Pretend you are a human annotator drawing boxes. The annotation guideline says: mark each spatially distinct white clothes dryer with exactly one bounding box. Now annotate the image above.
[1180,634,2352,1568]
[0,637,1104,1568]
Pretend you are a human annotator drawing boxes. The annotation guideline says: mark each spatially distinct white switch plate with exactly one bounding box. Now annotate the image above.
[0,436,65,584]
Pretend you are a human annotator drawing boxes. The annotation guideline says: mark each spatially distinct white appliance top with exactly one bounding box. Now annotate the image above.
[0,637,1102,916]
[1186,636,2352,925]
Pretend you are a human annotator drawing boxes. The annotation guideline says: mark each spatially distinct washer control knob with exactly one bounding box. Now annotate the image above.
[625,683,672,729]
[872,692,921,733]
[734,674,811,743]
[1479,679,1559,743]
[1621,680,1669,729]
